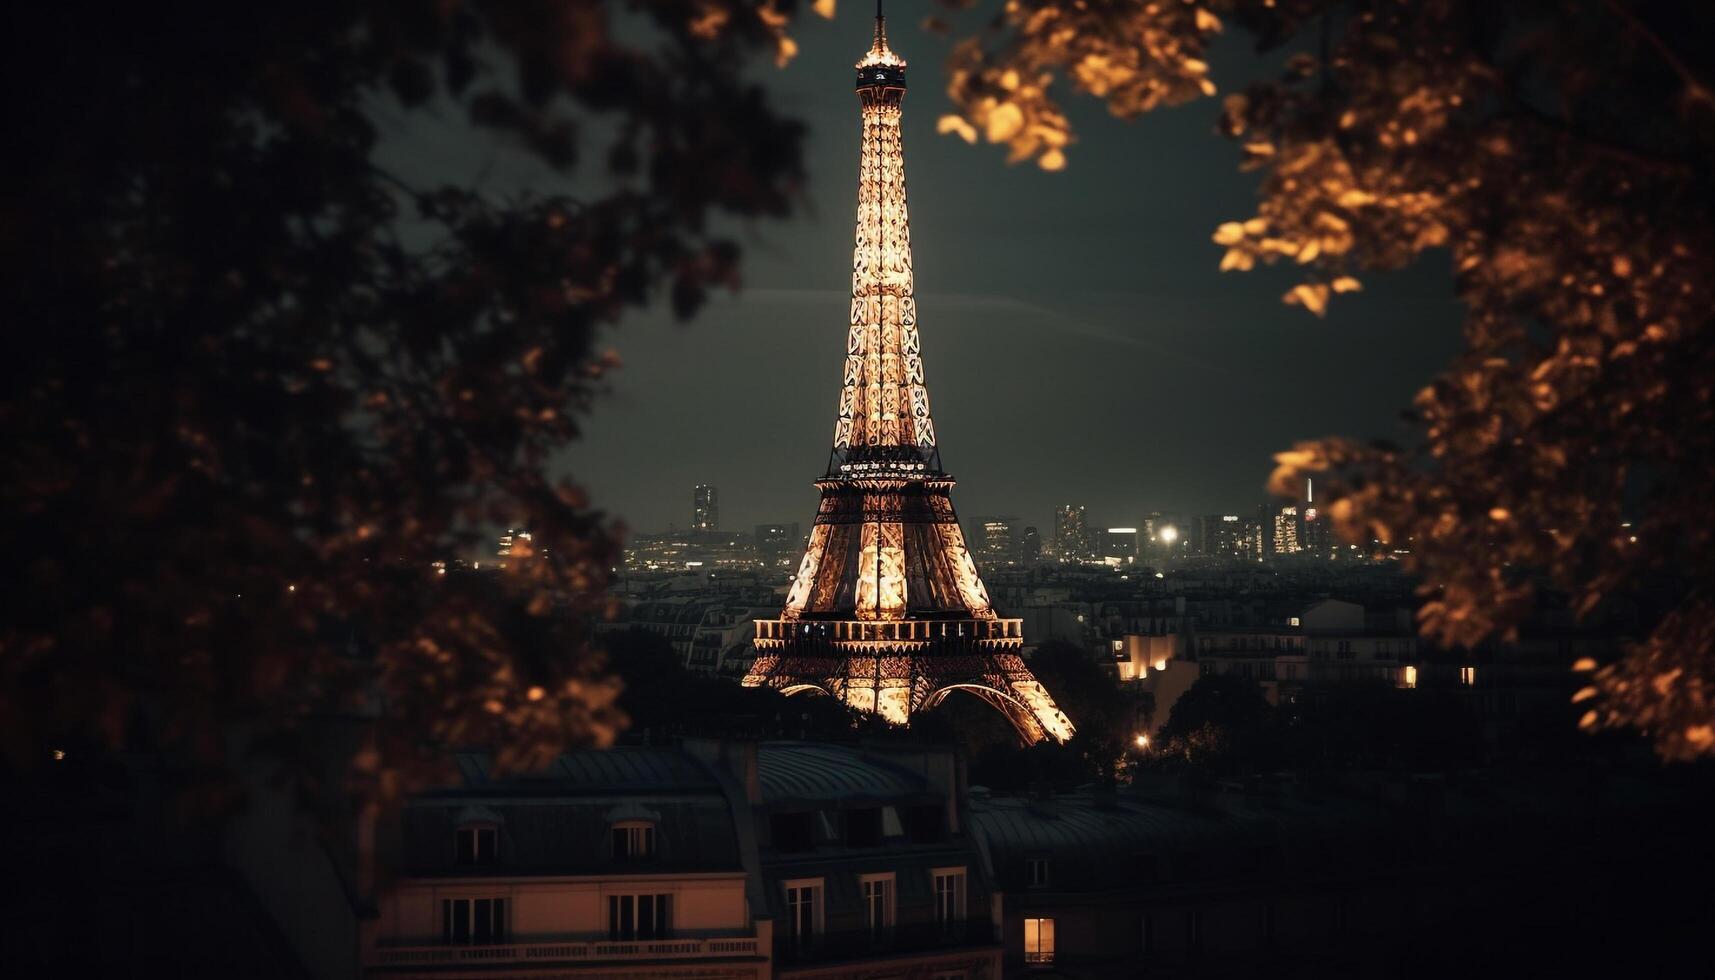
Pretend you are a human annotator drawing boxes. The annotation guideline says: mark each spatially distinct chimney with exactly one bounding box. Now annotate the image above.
[684,738,761,806]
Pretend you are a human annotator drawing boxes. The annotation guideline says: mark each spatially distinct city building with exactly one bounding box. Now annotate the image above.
[1095,527,1139,566]
[1198,514,1244,558]
[603,600,775,678]
[366,746,768,978]
[754,523,802,573]
[976,516,1019,567]
[368,738,1007,980]
[1019,526,1042,565]
[496,528,533,560]
[742,13,1073,745]
[694,484,719,531]
[1274,506,1302,554]
[627,529,756,572]
[741,741,1003,979]
[1053,505,1091,561]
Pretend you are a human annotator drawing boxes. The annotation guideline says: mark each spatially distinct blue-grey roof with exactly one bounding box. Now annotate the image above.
[968,790,1392,892]
[756,742,926,805]
[445,747,721,795]
[399,747,739,877]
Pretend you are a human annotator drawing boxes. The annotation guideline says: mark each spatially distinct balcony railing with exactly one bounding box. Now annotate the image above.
[777,920,997,966]
[370,936,760,968]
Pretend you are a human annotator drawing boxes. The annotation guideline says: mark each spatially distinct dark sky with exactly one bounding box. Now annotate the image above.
[386,9,1462,535]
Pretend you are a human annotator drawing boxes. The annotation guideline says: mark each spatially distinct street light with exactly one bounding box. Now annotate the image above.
[1134,733,1150,749]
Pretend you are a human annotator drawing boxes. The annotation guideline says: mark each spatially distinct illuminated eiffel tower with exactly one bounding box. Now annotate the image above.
[743,7,1073,744]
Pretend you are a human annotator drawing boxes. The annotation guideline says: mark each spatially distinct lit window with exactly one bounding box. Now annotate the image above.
[611,821,656,861]
[1023,917,1055,964]
[933,868,966,933]
[1027,857,1050,888]
[1289,617,1301,627]
[784,879,824,950]
[442,897,506,945]
[455,826,497,866]
[1459,666,1476,686]
[608,893,671,941]
[860,873,895,941]
[1403,665,1418,689]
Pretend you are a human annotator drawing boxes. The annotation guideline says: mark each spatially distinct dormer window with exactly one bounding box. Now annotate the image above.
[1027,857,1050,888]
[612,820,656,861]
[456,825,497,866]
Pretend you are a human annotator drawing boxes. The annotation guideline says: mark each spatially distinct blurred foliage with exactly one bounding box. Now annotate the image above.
[930,0,1715,760]
[9,0,1711,827]
[0,0,811,809]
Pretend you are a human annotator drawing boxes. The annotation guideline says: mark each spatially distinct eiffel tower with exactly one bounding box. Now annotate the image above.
[743,6,1074,744]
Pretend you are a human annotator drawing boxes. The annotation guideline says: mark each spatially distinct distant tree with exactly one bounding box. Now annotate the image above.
[600,629,860,740]
[1278,681,1482,771]
[1155,673,1273,771]
[0,0,809,809]
[929,0,1715,760]
[1026,640,1147,782]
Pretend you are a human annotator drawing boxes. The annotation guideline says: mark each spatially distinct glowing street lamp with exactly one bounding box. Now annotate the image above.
[1134,733,1150,749]
[1158,526,1179,544]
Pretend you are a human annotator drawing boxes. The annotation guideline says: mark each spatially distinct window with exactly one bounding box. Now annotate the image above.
[860,873,895,941]
[442,898,506,945]
[771,811,815,852]
[1023,917,1055,964]
[1026,857,1050,888]
[608,893,671,941]
[933,868,966,933]
[784,879,823,950]
[1459,666,1477,686]
[846,808,883,847]
[455,826,497,866]
[611,821,655,861]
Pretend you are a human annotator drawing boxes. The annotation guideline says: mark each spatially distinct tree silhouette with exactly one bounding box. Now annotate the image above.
[933,0,1715,760]
[1155,673,1273,771]
[1,0,808,807]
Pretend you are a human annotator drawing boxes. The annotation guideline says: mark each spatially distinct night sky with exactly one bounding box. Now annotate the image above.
[386,8,1463,535]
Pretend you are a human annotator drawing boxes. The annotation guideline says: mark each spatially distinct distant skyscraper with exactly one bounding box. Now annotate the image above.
[976,516,1018,566]
[1020,526,1042,564]
[692,484,718,531]
[1199,514,1243,557]
[1053,504,1090,560]
[1274,506,1302,554]
[1301,478,1332,555]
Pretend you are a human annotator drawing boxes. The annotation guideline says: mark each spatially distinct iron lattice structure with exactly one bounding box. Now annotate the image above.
[743,12,1074,744]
